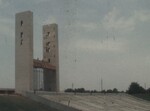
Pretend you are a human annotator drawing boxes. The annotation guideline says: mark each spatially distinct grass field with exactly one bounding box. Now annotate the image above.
[133,94,150,101]
[0,95,59,111]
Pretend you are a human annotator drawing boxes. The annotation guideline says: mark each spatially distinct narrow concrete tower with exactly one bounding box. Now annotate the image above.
[43,24,59,91]
[15,11,33,93]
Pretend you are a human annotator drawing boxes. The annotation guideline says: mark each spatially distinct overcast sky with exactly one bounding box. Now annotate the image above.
[0,0,150,91]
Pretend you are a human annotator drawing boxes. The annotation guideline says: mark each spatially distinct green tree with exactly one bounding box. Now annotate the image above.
[112,88,118,93]
[65,88,74,92]
[146,88,150,93]
[127,82,146,94]
[106,89,113,93]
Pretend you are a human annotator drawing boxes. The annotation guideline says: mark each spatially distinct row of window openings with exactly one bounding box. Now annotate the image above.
[45,46,55,52]
[48,58,55,63]
[20,32,23,45]
[20,39,23,45]
[45,47,55,52]
[21,21,56,32]
[46,42,55,46]
[20,21,56,36]
[48,57,56,63]
[46,32,55,37]
[46,48,50,52]
[20,20,23,45]
[46,42,50,46]
[21,20,23,26]
[20,32,23,38]
[48,57,55,63]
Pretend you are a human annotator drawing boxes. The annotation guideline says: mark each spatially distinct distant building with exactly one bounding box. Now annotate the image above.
[15,11,59,94]
[15,11,33,94]
[43,24,59,91]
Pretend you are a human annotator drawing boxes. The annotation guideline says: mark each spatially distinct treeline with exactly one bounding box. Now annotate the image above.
[65,88,123,93]
[65,82,150,94]
[127,82,150,94]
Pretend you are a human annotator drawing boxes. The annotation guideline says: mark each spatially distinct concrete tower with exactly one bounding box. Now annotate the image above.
[43,24,59,91]
[15,11,33,93]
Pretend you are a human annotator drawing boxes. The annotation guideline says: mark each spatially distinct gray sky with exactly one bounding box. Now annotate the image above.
[0,0,150,91]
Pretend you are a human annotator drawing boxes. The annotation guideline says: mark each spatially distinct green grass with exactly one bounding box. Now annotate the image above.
[0,95,59,111]
[133,94,150,101]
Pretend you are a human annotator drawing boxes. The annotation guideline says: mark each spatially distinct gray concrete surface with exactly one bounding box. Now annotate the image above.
[15,11,33,94]
[15,11,60,94]
[43,24,59,92]
[26,92,80,111]
[37,92,150,111]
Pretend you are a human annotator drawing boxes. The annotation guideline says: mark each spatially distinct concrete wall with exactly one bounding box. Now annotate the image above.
[43,24,59,92]
[33,68,44,90]
[15,11,33,93]
[44,69,56,91]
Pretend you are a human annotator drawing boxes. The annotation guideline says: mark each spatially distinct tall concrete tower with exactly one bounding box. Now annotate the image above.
[15,11,33,93]
[43,24,59,91]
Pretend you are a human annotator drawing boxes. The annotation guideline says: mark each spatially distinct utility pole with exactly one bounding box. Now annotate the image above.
[72,83,74,90]
[144,83,146,89]
[101,78,103,91]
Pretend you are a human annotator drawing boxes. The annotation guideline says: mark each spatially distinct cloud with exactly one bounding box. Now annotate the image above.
[76,22,98,31]
[0,0,10,8]
[0,18,13,37]
[34,0,49,3]
[75,38,126,52]
[103,7,135,32]
[0,0,2,5]
[134,10,150,22]
[43,16,57,25]
[103,7,150,33]
[64,21,99,33]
